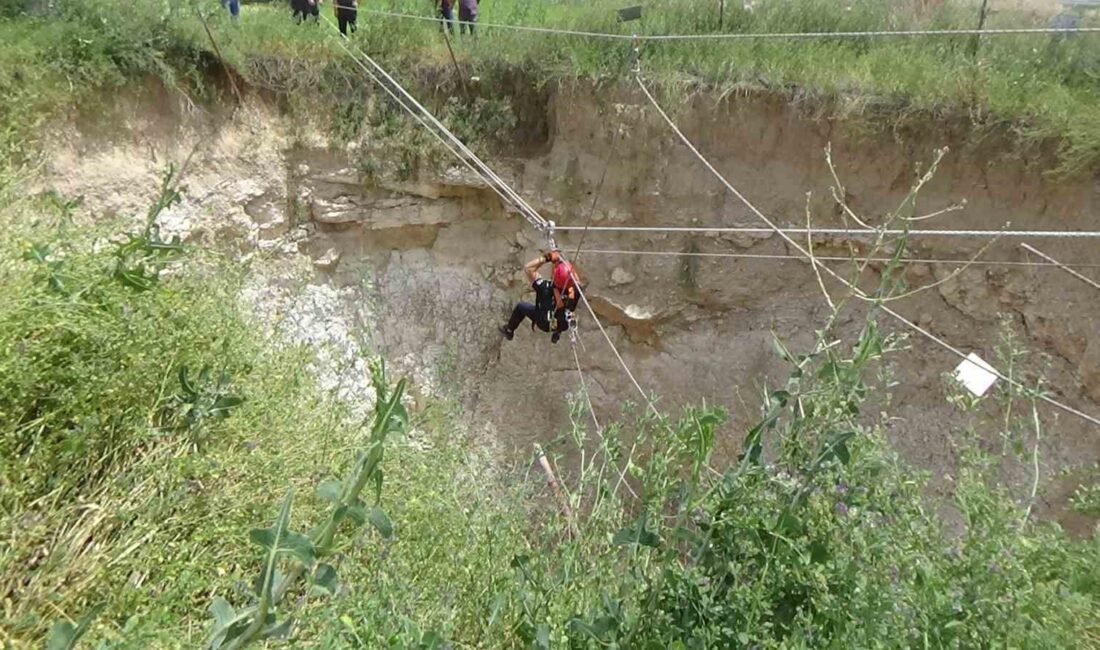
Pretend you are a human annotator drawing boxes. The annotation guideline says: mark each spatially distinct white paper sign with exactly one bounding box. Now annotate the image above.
[954,353,998,397]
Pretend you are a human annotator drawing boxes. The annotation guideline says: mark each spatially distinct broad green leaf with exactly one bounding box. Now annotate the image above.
[315,479,343,503]
[568,618,599,639]
[210,395,244,417]
[249,527,314,566]
[281,530,315,565]
[311,563,338,596]
[261,618,293,640]
[369,506,393,539]
[776,511,804,537]
[344,502,368,526]
[46,621,76,650]
[46,604,102,650]
[254,568,285,598]
[510,554,530,569]
[178,366,197,398]
[254,489,294,601]
[834,442,851,465]
[535,623,551,650]
[209,598,236,630]
[204,602,255,650]
[613,518,660,548]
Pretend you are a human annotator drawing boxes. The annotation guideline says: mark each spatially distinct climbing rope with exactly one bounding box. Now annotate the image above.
[361,8,1100,41]
[634,70,1100,429]
[572,127,621,268]
[554,225,1100,238]
[321,15,551,235]
[1020,243,1100,291]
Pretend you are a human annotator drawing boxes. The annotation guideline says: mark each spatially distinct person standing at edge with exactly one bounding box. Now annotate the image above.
[458,0,477,35]
[334,0,358,35]
[291,0,319,24]
[222,0,240,21]
[439,0,455,34]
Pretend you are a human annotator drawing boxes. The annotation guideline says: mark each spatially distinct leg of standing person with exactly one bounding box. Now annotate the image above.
[440,5,454,34]
[338,13,349,35]
[458,6,471,34]
[228,0,240,21]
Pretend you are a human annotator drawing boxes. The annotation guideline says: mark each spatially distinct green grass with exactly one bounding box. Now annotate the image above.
[5,2,1100,647]
[208,0,1100,174]
[3,0,1100,175]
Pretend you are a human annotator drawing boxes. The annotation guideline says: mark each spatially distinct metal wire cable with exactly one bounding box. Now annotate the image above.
[555,225,1100,238]
[635,72,1100,429]
[579,247,1100,270]
[361,8,1100,41]
[321,16,550,233]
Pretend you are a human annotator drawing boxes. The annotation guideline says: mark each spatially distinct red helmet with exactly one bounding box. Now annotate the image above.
[552,260,575,291]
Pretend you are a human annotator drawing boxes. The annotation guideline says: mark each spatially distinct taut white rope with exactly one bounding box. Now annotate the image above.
[555,225,1100,238]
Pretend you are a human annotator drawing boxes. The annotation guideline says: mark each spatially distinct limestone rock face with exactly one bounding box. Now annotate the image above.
[610,267,635,286]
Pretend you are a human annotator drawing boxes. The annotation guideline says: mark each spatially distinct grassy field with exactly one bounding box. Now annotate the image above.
[2,0,1100,175]
[4,2,1100,648]
[219,0,1100,173]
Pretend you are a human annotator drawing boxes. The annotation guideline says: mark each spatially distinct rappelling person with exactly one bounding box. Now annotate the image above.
[499,248,581,344]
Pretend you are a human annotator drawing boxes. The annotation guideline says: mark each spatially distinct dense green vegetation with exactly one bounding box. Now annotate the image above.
[4,1,1100,647]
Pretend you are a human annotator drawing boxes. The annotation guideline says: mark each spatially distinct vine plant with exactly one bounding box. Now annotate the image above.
[205,360,408,650]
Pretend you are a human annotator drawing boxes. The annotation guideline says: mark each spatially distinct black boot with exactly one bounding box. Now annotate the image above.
[551,331,561,344]
[499,325,514,341]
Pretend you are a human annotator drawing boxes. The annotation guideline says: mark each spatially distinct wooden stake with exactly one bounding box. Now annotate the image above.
[198,9,244,107]
[534,444,578,540]
[442,29,472,102]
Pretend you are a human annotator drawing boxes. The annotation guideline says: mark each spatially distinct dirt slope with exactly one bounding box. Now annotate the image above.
[42,76,1100,530]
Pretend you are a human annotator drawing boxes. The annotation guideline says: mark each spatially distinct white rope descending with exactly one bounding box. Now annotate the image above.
[554,225,1100,238]
[321,16,550,234]
[362,8,1100,41]
[581,247,1100,270]
[319,16,672,435]
[634,73,1100,429]
[570,339,602,433]
[1021,243,1100,291]
[567,338,642,501]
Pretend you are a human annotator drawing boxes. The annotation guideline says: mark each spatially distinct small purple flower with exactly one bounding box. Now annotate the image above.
[835,481,849,494]
[835,502,849,517]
